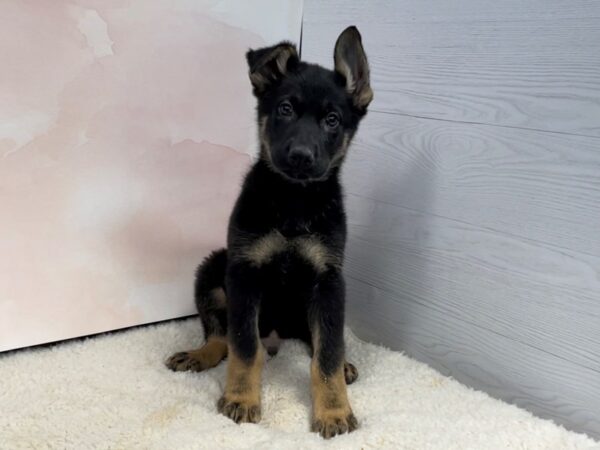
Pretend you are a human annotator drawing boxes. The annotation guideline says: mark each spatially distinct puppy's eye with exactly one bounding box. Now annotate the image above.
[278,101,293,117]
[325,112,340,129]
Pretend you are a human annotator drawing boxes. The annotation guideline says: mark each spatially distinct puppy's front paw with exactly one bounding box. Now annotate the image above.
[311,411,358,439]
[217,395,261,424]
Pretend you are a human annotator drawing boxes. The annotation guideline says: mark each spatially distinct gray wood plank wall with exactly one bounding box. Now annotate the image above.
[301,0,600,439]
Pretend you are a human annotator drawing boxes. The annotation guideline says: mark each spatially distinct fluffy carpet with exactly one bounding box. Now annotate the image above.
[0,318,597,449]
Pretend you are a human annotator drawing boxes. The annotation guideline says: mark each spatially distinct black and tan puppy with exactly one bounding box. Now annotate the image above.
[166,26,373,439]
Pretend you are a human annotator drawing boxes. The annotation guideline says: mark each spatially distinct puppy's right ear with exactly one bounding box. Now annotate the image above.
[246,42,298,95]
[334,26,373,111]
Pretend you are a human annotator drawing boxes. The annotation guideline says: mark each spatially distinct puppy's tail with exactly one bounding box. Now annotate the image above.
[195,248,228,340]
[165,248,229,372]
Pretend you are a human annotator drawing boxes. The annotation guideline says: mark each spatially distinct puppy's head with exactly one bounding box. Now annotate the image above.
[247,26,373,183]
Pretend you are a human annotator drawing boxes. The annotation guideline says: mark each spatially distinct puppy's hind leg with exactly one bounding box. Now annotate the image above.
[167,249,229,372]
[167,337,227,372]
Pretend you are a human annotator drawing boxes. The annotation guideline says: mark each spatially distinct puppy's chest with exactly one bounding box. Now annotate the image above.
[240,227,340,274]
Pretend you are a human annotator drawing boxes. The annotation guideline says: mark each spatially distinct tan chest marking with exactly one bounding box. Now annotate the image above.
[242,231,341,273]
[294,235,341,273]
[242,230,287,266]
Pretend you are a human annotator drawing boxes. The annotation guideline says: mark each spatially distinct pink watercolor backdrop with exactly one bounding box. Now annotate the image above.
[0,0,303,351]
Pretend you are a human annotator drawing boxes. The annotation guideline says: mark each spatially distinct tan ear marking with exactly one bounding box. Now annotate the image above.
[334,26,373,110]
[336,59,356,93]
[248,44,298,92]
[275,46,296,74]
[355,85,374,109]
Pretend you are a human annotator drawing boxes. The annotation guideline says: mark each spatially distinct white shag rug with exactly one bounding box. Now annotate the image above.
[0,318,597,450]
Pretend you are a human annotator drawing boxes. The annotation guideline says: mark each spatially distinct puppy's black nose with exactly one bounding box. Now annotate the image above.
[287,146,315,170]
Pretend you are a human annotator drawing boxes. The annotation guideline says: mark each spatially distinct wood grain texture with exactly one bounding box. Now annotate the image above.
[347,112,600,257]
[344,191,600,373]
[302,0,600,137]
[345,276,600,434]
[302,0,600,439]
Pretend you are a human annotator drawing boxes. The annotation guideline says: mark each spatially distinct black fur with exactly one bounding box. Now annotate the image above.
[226,162,347,370]
[192,25,371,421]
[194,249,228,339]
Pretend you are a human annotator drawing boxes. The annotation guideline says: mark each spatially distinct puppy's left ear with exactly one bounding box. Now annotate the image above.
[334,26,373,111]
[246,42,299,95]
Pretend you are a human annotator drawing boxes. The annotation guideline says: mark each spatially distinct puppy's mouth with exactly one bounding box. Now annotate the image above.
[270,161,329,183]
[285,168,318,181]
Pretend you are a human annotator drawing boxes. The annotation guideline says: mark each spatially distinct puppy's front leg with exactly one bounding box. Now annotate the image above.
[309,269,357,439]
[218,262,264,424]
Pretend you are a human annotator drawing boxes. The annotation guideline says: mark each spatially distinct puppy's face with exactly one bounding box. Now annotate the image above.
[247,27,373,183]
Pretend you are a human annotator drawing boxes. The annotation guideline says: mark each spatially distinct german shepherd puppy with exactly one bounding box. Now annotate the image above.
[166,26,373,439]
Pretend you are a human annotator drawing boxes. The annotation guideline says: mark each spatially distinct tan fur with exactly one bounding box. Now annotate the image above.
[335,58,356,92]
[249,45,297,92]
[310,357,357,438]
[335,54,373,108]
[259,116,269,153]
[211,287,227,308]
[275,46,295,74]
[334,32,373,109]
[311,362,353,417]
[166,336,228,372]
[249,71,269,91]
[218,345,265,423]
[243,230,287,266]
[188,337,228,368]
[310,326,357,438]
[295,235,341,273]
[240,230,341,273]
[355,85,374,109]
[259,116,281,173]
[330,133,351,168]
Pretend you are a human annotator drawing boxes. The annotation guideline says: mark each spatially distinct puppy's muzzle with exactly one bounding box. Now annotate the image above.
[287,145,315,172]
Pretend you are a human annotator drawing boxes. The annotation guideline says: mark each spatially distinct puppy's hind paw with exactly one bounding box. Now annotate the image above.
[166,351,206,372]
[344,361,358,384]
